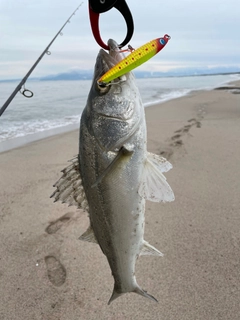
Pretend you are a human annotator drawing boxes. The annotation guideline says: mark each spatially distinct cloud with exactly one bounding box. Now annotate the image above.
[0,0,240,79]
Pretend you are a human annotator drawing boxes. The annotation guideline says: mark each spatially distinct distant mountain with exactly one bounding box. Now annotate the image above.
[39,66,240,81]
[148,66,240,78]
[1,66,239,83]
[40,70,93,81]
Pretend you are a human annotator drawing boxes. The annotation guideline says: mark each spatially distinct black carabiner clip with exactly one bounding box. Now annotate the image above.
[89,0,134,50]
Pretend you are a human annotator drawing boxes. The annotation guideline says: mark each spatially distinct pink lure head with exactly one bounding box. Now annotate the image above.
[156,34,171,52]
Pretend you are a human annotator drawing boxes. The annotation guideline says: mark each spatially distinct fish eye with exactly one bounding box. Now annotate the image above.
[159,38,165,45]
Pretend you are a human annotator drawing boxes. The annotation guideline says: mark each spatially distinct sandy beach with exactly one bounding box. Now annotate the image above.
[0,81,240,319]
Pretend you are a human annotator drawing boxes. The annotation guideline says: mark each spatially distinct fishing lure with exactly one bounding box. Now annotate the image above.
[98,34,171,85]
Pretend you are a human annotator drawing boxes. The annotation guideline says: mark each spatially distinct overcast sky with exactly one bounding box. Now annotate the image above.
[0,0,240,80]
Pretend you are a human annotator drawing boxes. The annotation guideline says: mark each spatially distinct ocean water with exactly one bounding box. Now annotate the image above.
[0,73,239,148]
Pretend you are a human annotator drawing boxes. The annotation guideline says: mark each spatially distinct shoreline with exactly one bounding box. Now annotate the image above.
[0,122,79,154]
[1,78,239,154]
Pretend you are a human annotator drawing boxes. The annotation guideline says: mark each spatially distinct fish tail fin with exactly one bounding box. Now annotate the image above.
[108,288,123,305]
[134,285,158,303]
[108,284,158,305]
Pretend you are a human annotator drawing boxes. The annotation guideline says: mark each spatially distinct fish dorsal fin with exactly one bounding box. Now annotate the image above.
[140,240,163,257]
[50,156,89,212]
[79,226,98,243]
[138,152,175,202]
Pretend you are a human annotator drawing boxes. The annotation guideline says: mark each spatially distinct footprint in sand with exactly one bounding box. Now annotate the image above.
[181,124,192,133]
[170,134,183,147]
[187,118,202,128]
[45,212,74,234]
[174,129,183,134]
[196,121,201,128]
[171,134,182,140]
[45,256,66,286]
[188,118,197,123]
[172,139,183,146]
[160,116,203,158]
[159,148,173,159]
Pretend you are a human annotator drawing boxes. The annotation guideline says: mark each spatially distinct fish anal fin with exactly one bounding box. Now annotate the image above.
[78,226,98,244]
[138,152,175,203]
[140,241,163,257]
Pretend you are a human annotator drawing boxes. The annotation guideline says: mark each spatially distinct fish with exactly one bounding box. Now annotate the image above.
[51,39,174,304]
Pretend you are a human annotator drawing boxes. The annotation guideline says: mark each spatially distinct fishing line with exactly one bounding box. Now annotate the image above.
[0,2,83,117]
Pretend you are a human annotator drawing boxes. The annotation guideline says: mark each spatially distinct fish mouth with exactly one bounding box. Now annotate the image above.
[107,39,124,64]
[94,39,125,81]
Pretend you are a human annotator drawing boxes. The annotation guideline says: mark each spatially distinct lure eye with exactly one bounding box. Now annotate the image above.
[159,38,166,45]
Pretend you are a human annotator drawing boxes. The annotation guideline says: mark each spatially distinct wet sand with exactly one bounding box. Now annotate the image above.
[0,81,240,319]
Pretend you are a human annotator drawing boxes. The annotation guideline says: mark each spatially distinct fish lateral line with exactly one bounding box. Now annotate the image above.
[97,34,171,86]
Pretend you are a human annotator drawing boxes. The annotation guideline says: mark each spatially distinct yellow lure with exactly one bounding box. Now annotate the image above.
[98,34,170,85]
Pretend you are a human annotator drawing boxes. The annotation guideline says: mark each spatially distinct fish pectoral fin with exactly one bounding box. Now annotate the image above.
[140,240,163,257]
[138,152,175,202]
[147,152,173,172]
[91,146,133,188]
[50,155,89,212]
[79,226,98,244]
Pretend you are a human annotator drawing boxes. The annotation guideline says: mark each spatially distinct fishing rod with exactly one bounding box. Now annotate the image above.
[0,3,83,117]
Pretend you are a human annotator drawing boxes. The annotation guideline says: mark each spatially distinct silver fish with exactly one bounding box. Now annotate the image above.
[51,39,174,304]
